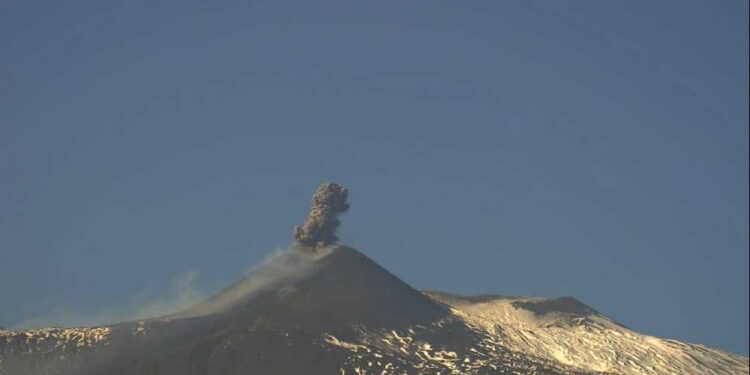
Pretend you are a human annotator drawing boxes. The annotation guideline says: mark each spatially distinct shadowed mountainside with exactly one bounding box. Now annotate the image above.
[2,245,748,375]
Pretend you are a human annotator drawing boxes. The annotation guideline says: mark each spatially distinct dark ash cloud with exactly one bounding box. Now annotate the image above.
[293,182,349,248]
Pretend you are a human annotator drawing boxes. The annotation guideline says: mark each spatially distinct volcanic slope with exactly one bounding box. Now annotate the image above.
[424,291,748,375]
[1,246,748,375]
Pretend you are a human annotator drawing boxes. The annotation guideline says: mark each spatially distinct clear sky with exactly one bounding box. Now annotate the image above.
[1,0,747,355]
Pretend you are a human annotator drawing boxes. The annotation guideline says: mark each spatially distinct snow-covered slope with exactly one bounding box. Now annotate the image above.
[1,246,747,375]
[423,291,748,375]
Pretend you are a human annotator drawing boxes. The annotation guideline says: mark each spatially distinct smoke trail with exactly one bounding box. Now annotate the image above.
[11,270,206,329]
[177,245,333,317]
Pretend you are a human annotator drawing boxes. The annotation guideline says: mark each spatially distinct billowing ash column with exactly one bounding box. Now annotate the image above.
[293,182,350,248]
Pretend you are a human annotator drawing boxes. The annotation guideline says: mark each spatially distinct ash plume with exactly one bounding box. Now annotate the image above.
[293,182,350,248]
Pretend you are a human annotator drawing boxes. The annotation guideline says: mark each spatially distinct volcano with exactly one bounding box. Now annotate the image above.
[1,184,747,375]
[0,245,549,374]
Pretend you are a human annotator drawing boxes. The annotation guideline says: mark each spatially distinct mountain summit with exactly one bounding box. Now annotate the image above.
[176,245,448,330]
[1,184,747,374]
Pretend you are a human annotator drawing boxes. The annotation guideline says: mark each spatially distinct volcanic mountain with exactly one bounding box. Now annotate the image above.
[1,183,747,374]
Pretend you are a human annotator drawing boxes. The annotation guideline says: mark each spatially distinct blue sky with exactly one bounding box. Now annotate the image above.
[1,0,747,355]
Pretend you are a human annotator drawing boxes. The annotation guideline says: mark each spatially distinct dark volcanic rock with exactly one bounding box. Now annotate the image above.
[511,297,598,317]
[179,245,448,331]
[1,246,596,374]
[0,247,471,375]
